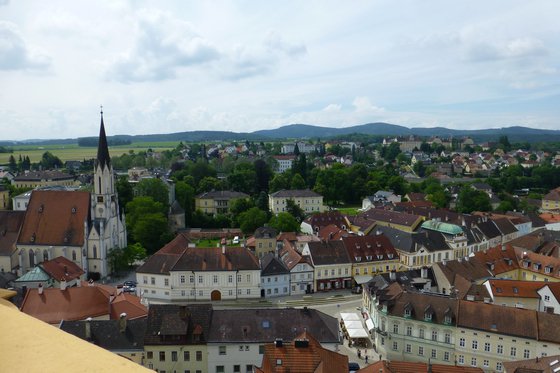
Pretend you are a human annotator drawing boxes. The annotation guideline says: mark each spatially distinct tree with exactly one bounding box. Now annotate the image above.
[136,178,169,208]
[237,207,269,234]
[125,197,171,253]
[39,151,63,169]
[123,242,147,266]
[107,247,127,275]
[227,162,257,195]
[8,155,17,172]
[175,181,195,224]
[286,199,306,223]
[382,142,401,162]
[268,212,300,232]
[290,173,306,190]
[197,176,222,193]
[456,186,492,213]
[116,175,134,213]
[269,173,291,193]
[254,159,272,193]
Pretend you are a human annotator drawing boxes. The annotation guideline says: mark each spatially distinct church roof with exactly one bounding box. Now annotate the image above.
[95,111,111,170]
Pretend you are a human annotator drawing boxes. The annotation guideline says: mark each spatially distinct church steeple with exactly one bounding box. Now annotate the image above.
[95,106,111,170]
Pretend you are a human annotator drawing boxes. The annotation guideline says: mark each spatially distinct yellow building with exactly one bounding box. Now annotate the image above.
[542,187,560,211]
[0,185,9,209]
[11,170,77,189]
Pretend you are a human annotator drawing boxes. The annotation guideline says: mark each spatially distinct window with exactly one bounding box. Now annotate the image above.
[459,338,465,347]
[259,345,265,354]
[444,333,451,344]
[405,344,411,353]
[483,360,489,368]
[472,340,478,350]
[406,326,412,336]
[213,275,218,284]
[237,274,242,282]
[229,275,233,283]
[159,351,165,361]
[404,308,411,317]
[419,329,425,339]
[510,347,516,357]
[234,366,240,373]
[393,323,399,334]
[198,275,203,283]
[196,351,202,361]
[171,351,177,361]
[471,357,477,367]
[458,355,464,365]
[219,346,226,355]
[216,367,224,373]
[247,274,251,282]
[496,362,503,371]
[184,351,190,361]
[431,330,438,341]
[147,351,153,359]
[497,344,503,354]
[392,341,398,350]
[143,276,147,284]
[431,349,437,359]
[151,277,155,285]
[164,278,169,287]
[418,346,424,356]
[524,349,530,359]
[484,342,490,352]
[180,275,185,283]
[443,351,450,361]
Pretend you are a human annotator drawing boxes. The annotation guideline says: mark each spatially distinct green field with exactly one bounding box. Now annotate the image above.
[0,142,178,165]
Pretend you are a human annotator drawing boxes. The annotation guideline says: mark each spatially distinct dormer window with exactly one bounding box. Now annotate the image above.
[30,233,35,242]
[71,207,77,214]
[366,255,372,261]
[545,266,552,274]
[444,315,451,324]
[355,256,361,262]
[425,312,432,321]
[388,253,394,259]
[38,205,44,213]
[523,260,530,268]
[404,308,411,317]
[534,263,541,271]
[377,254,383,260]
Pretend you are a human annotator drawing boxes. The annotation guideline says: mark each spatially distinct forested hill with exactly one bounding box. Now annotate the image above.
[3,123,560,146]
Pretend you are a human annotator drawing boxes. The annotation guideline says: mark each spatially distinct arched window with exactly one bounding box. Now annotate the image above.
[72,250,77,261]
[98,176,102,193]
[29,250,35,267]
[43,250,48,262]
[93,245,97,259]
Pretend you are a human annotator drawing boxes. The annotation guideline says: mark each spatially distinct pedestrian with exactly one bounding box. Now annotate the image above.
[357,349,361,359]
[365,355,368,364]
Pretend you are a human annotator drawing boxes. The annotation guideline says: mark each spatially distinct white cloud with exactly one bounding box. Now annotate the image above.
[352,97,385,113]
[464,37,547,62]
[105,9,220,83]
[0,21,51,71]
[264,31,307,58]
[323,104,341,112]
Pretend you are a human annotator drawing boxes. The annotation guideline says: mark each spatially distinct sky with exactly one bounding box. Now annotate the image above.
[1,0,559,140]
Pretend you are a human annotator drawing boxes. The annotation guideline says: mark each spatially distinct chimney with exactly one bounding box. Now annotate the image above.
[64,265,68,275]
[389,270,396,281]
[501,244,507,251]
[222,245,226,255]
[88,279,94,286]
[118,312,127,333]
[38,283,43,295]
[60,279,67,291]
[85,317,92,340]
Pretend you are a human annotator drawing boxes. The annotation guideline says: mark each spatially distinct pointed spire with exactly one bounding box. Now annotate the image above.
[95,106,111,170]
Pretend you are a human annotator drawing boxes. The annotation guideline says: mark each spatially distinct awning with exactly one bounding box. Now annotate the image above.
[353,275,373,284]
[365,319,374,331]
[347,328,369,338]
[343,321,363,329]
[340,313,361,322]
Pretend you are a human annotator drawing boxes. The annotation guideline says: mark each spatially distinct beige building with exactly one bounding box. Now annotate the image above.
[144,304,210,373]
[302,240,352,291]
[195,190,249,216]
[268,189,325,215]
[542,187,560,211]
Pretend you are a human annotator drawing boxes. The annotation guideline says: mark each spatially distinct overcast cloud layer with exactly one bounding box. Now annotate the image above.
[1,0,559,140]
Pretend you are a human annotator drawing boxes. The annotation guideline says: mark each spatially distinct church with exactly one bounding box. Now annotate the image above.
[15,111,127,279]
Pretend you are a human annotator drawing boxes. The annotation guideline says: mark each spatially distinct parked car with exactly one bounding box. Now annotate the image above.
[351,286,362,294]
[349,362,360,373]
[123,280,137,293]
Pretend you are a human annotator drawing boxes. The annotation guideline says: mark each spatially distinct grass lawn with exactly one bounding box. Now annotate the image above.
[0,143,177,164]
[334,206,361,216]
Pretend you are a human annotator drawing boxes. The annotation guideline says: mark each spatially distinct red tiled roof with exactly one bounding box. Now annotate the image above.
[360,361,484,373]
[20,283,147,324]
[40,256,84,281]
[18,190,90,247]
[258,331,348,373]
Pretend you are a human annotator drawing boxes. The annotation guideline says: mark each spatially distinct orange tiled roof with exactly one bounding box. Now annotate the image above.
[487,279,544,298]
[18,190,90,247]
[360,361,484,373]
[539,213,560,223]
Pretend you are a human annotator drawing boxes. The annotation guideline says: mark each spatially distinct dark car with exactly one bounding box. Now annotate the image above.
[123,280,137,293]
[349,362,360,372]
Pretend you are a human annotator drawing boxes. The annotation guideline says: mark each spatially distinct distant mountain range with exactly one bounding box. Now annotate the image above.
[3,122,560,146]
